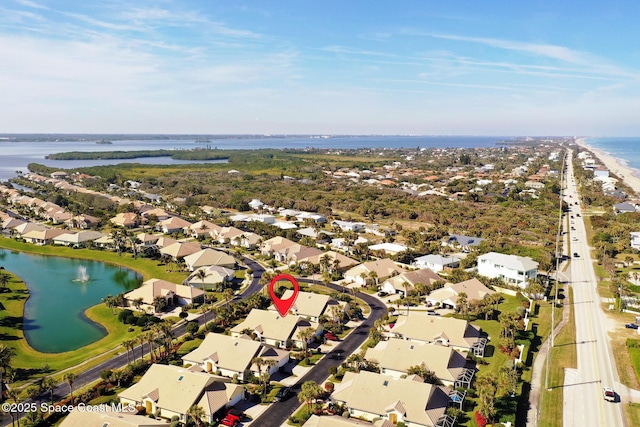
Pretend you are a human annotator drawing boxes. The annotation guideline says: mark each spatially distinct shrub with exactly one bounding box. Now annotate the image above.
[324,382,335,393]
[475,411,487,427]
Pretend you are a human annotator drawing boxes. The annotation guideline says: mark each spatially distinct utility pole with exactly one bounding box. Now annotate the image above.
[546,149,567,390]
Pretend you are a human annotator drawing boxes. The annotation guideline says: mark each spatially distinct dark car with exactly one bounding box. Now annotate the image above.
[378,291,388,297]
[274,386,292,402]
[573,252,579,258]
[625,323,639,329]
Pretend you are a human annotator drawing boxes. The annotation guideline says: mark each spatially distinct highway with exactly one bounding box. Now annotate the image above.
[562,153,625,427]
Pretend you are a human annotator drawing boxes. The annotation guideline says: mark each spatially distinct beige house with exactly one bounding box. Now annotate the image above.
[303,415,394,427]
[181,333,289,381]
[344,259,406,286]
[230,309,321,349]
[183,248,236,271]
[380,268,444,296]
[390,314,481,353]
[124,278,204,312]
[331,371,450,427]
[52,231,105,247]
[22,228,67,245]
[297,251,359,273]
[267,290,345,322]
[260,236,300,261]
[364,338,470,387]
[216,226,245,244]
[185,265,235,289]
[59,406,167,427]
[110,212,141,228]
[12,222,47,237]
[158,216,192,234]
[426,278,496,309]
[188,220,222,238]
[159,241,202,260]
[118,364,245,424]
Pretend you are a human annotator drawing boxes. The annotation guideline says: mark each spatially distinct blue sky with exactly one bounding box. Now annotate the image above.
[2,0,640,135]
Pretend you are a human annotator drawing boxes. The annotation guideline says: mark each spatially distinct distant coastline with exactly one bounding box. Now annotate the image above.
[577,138,640,197]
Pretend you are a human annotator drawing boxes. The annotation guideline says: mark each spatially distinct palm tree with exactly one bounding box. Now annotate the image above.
[103,295,116,314]
[0,272,9,290]
[186,404,206,427]
[319,254,331,273]
[297,381,323,415]
[5,388,19,427]
[40,376,57,404]
[132,297,144,312]
[368,271,379,289]
[456,292,469,319]
[63,372,77,404]
[122,339,134,364]
[296,328,315,357]
[0,344,16,392]
[223,288,234,311]
[193,268,209,290]
[136,335,145,361]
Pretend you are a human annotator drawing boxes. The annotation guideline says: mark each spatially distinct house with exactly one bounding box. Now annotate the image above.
[181,333,289,381]
[426,278,496,309]
[67,213,101,229]
[52,231,105,247]
[185,265,235,289]
[118,364,245,424]
[141,207,171,221]
[368,242,408,255]
[12,222,47,237]
[260,236,323,264]
[216,226,245,244]
[364,338,472,387]
[230,309,321,349]
[477,252,539,288]
[614,202,638,214]
[188,220,222,239]
[297,251,359,273]
[124,279,204,312]
[59,405,167,427]
[443,234,484,252]
[110,212,141,228]
[158,216,192,234]
[183,248,236,271]
[389,314,482,353]
[380,268,444,296]
[159,241,202,260]
[632,232,640,251]
[267,290,345,322]
[235,232,261,249]
[248,199,264,210]
[412,254,461,272]
[22,228,67,245]
[330,371,450,427]
[136,233,162,247]
[296,212,327,224]
[332,220,366,232]
[344,259,406,286]
[1,217,26,231]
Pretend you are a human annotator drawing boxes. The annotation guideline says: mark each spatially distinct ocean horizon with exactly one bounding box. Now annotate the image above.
[583,137,640,178]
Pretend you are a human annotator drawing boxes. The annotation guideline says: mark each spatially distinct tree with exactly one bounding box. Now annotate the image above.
[132,297,144,312]
[407,362,440,384]
[186,321,199,338]
[193,268,209,290]
[297,381,324,415]
[40,376,57,404]
[154,295,168,313]
[223,288,235,311]
[0,344,16,391]
[475,372,499,422]
[122,339,135,364]
[456,292,469,319]
[6,388,20,427]
[0,272,9,290]
[297,327,315,357]
[63,372,77,403]
[103,295,117,314]
[186,404,206,427]
[368,271,379,288]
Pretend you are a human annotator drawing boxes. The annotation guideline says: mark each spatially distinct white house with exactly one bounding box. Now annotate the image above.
[412,254,461,272]
[332,220,366,232]
[477,252,538,288]
[631,232,640,251]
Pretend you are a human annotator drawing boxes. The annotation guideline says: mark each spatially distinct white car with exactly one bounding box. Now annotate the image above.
[603,387,616,402]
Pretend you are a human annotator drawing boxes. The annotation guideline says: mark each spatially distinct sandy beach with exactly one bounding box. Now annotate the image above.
[576,138,640,197]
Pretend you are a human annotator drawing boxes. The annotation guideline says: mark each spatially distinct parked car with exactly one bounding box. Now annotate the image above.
[220,413,240,427]
[324,331,339,341]
[573,252,579,258]
[274,386,292,402]
[378,291,388,297]
[625,323,639,329]
[603,387,616,402]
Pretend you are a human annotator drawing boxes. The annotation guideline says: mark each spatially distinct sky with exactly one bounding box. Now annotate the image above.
[2,0,640,136]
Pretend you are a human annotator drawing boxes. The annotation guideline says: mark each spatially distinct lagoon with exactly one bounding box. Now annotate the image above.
[0,249,141,353]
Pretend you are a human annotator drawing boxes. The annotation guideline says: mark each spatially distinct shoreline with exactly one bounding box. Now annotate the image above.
[575,138,640,197]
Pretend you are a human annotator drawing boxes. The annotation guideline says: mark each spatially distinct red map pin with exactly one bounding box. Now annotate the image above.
[269,273,300,317]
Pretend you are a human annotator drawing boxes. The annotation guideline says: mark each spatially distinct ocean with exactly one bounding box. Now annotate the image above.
[0,135,506,182]
[584,137,640,176]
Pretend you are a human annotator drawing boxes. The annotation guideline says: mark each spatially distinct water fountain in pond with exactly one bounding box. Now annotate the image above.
[75,266,90,283]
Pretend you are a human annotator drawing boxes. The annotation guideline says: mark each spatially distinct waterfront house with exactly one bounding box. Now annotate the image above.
[124,278,204,312]
[183,248,235,271]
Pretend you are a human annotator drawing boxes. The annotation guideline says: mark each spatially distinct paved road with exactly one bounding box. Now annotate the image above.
[251,278,387,427]
[562,155,625,427]
[0,254,268,426]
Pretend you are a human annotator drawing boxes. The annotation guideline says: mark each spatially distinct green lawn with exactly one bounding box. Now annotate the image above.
[538,288,577,427]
